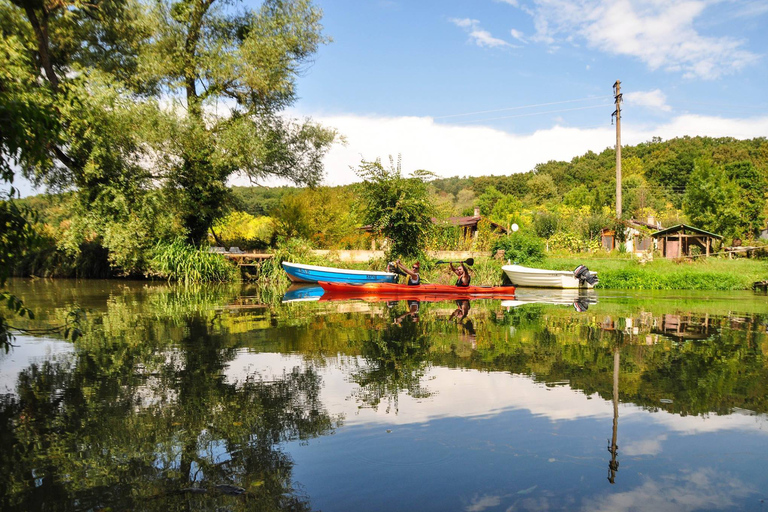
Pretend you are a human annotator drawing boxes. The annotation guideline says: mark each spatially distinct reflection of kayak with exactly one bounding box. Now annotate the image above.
[320,291,512,303]
[282,262,398,284]
[318,281,516,296]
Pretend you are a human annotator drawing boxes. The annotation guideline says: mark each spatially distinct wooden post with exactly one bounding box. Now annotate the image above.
[613,81,622,219]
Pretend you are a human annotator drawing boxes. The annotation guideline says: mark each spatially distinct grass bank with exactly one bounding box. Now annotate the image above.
[539,255,768,291]
[267,251,768,291]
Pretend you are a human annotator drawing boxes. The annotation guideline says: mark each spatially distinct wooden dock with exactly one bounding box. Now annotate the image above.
[223,253,273,266]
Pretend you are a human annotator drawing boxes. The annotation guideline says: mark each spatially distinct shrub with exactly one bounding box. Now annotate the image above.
[491,231,545,265]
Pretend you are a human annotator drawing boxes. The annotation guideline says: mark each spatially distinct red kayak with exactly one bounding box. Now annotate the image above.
[318,281,516,297]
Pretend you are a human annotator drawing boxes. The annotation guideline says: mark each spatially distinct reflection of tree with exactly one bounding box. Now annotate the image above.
[347,306,433,413]
[0,313,337,511]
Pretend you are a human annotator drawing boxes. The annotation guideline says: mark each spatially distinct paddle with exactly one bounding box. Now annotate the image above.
[435,257,474,266]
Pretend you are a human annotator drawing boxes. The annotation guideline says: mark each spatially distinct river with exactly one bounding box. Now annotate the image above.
[1,279,767,511]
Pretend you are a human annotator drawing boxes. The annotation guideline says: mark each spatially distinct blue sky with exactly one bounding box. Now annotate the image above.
[274,0,768,186]
[10,0,768,195]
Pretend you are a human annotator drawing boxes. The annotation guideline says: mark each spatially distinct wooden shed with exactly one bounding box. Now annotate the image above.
[651,224,722,259]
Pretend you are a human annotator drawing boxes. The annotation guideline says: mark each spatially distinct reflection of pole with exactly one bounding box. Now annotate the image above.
[608,347,619,484]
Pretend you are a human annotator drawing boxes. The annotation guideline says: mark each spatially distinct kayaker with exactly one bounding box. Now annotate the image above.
[395,260,421,285]
[449,262,471,287]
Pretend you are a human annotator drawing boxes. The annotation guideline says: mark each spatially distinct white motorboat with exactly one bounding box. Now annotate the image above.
[501,264,598,289]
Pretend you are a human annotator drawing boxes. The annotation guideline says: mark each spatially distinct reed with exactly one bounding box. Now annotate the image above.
[149,239,239,284]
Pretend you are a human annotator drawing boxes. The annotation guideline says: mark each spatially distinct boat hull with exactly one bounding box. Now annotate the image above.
[282,262,398,284]
[318,281,516,297]
[501,264,595,289]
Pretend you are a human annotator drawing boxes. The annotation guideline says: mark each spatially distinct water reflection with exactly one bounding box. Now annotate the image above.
[501,287,598,311]
[2,280,768,511]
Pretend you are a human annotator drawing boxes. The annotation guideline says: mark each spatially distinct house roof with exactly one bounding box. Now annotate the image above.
[363,215,509,234]
[432,215,509,233]
[651,224,722,239]
[628,218,663,230]
[433,215,481,227]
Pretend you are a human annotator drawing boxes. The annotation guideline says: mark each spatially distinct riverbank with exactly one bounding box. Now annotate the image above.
[270,253,768,291]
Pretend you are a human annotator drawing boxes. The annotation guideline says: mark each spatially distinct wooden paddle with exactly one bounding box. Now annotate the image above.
[435,257,474,266]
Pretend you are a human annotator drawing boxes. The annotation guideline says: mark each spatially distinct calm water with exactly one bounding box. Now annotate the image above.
[1,279,768,511]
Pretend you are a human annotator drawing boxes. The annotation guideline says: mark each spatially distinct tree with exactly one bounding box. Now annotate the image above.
[725,161,766,238]
[141,0,338,243]
[683,158,741,237]
[355,155,435,257]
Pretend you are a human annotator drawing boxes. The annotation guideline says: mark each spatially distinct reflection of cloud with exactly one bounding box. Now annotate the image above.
[622,434,667,456]
[581,468,754,512]
[466,493,502,511]
[223,353,768,435]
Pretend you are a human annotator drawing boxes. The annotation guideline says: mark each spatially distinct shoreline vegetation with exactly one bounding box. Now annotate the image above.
[150,243,767,291]
[261,253,766,291]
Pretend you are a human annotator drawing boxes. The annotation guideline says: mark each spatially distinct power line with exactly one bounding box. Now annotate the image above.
[447,103,613,125]
[433,95,613,119]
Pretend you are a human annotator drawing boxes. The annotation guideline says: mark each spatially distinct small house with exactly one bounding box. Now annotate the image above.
[601,218,661,254]
[651,224,722,259]
[432,208,509,240]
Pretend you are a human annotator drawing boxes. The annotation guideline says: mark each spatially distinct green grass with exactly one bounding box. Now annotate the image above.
[538,255,768,291]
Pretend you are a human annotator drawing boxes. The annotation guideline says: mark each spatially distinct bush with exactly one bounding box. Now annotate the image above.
[491,231,545,265]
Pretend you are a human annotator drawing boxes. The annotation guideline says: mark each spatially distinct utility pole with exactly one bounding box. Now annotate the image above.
[612,80,623,219]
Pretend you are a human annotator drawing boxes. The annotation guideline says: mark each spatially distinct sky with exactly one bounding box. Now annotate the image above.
[270,0,768,187]
[10,0,768,195]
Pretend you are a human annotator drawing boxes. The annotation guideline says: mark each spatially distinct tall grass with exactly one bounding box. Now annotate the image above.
[149,240,239,284]
[541,256,768,290]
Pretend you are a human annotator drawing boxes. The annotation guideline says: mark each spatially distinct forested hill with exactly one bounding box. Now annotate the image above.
[232,135,768,240]
[427,135,767,212]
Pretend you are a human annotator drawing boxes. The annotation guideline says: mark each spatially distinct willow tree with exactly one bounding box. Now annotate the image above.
[141,0,338,244]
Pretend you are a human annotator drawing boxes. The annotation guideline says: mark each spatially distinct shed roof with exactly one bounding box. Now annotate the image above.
[651,224,722,239]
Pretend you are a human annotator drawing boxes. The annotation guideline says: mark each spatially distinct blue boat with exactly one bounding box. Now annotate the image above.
[282,261,398,284]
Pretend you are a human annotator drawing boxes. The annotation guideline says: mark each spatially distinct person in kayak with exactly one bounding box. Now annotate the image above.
[449,261,471,287]
[395,260,421,285]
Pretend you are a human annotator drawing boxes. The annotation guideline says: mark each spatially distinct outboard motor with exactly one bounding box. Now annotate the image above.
[573,265,599,286]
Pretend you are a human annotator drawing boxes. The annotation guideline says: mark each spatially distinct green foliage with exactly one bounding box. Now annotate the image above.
[213,211,274,250]
[683,158,742,237]
[355,155,436,257]
[271,187,366,249]
[533,211,559,239]
[476,186,504,215]
[149,239,239,283]
[141,0,338,243]
[491,231,546,265]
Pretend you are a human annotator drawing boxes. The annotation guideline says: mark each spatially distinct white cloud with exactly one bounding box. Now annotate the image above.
[450,18,516,48]
[522,0,760,79]
[232,111,768,188]
[625,89,672,111]
[510,28,528,43]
